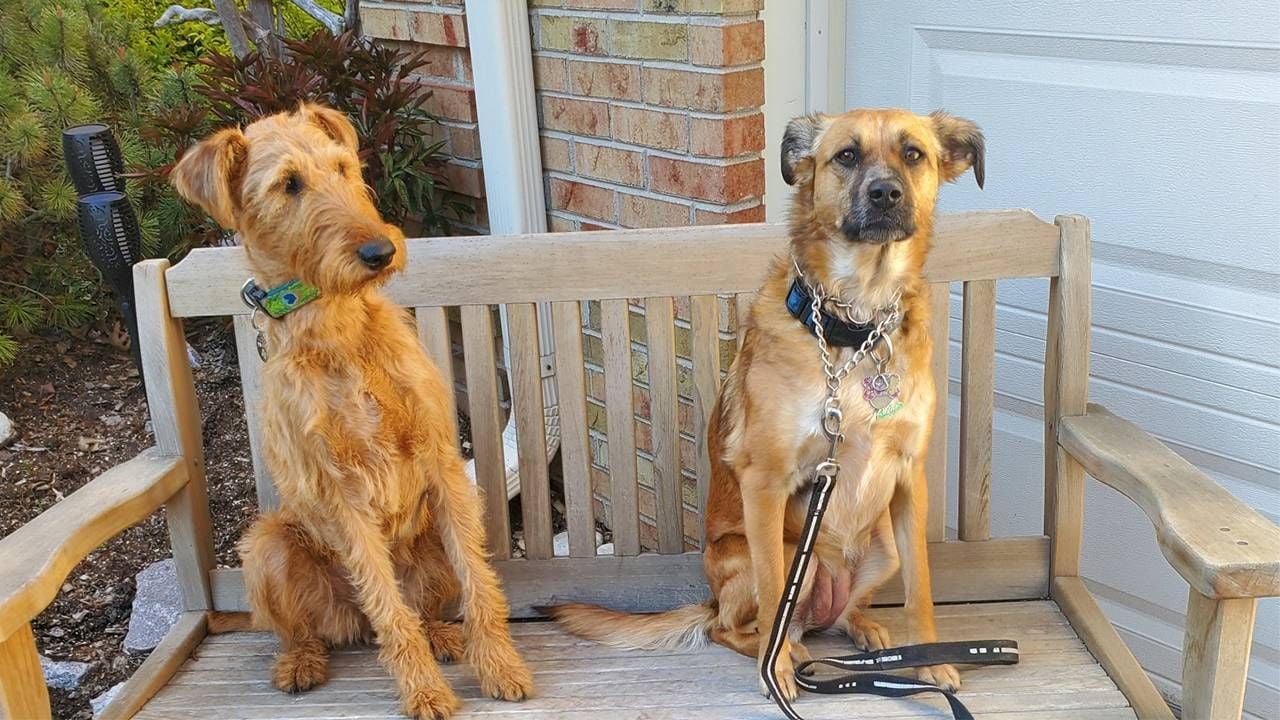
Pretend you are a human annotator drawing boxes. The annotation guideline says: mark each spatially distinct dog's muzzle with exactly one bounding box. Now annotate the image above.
[356,239,396,270]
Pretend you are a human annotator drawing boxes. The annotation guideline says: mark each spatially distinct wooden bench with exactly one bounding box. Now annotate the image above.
[2,210,1276,720]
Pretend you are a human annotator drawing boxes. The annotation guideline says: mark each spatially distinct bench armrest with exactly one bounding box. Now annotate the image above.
[0,448,187,640]
[1059,404,1280,599]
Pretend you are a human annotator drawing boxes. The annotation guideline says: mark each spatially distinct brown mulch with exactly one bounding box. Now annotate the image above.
[0,321,551,720]
[0,321,257,719]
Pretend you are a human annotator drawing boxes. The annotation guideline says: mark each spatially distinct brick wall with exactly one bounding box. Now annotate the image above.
[361,1,489,232]
[362,0,766,551]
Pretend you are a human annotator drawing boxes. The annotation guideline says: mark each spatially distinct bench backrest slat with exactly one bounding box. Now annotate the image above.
[160,209,1076,604]
[165,211,1060,317]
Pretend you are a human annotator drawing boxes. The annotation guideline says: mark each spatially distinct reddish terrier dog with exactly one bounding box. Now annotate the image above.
[171,104,533,719]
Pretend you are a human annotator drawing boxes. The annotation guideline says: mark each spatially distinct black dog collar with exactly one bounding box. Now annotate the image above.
[785,277,879,348]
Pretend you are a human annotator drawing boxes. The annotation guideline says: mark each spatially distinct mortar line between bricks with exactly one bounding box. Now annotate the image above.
[547,171,713,207]
[436,119,479,130]
[530,8,757,27]
[542,92,761,124]
[362,0,465,16]
[531,50,762,75]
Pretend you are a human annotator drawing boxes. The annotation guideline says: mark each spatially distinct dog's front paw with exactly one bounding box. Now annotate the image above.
[472,637,534,701]
[424,620,466,663]
[403,684,461,720]
[916,663,961,692]
[479,659,534,702]
[846,613,891,651]
[272,648,328,693]
[757,651,798,701]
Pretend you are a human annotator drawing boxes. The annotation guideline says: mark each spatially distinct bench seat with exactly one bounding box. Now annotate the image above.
[133,601,1135,720]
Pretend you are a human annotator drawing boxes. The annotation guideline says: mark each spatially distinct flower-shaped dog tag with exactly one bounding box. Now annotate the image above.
[862,373,903,419]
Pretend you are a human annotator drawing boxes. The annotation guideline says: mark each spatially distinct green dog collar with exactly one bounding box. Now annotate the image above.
[240,278,320,319]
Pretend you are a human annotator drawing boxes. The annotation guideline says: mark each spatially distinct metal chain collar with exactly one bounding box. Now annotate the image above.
[798,261,902,465]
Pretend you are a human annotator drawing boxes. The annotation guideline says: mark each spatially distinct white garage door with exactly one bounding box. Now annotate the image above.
[844,3,1280,717]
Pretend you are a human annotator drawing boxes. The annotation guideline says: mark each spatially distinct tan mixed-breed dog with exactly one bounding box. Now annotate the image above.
[170,104,533,720]
[549,108,984,700]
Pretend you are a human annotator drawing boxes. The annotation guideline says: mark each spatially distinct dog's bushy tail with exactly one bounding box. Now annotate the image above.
[538,602,716,651]
[206,611,256,634]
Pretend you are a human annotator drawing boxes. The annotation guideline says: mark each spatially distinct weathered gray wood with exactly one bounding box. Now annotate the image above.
[600,298,640,555]
[1060,405,1280,600]
[1044,215,1090,579]
[133,600,1134,720]
[164,211,1062,317]
[645,296,684,553]
[136,260,217,611]
[232,315,276,511]
[690,294,721,546]
[0,623,48,720]
[551,301,595,558]
[925,282,950,543]
[460,304,509,560]
[508,303,553,560]
[99,612,207,720]
[1182,589,1256,720]
[1053,577,1173,720]
[0,449,185,640]
[415,305,456,421]
[209,536,1050,616]
[958,280,995,541]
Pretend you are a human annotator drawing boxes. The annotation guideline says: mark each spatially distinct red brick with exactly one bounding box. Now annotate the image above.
[443,162,484,198]
[690,20,763,66]
[610,105,687,151]
[541,95,610,138]
[550,178,616,222]
[412,45,459,79]
[445,124,481,160]
[568,0,639,8]
[539,15,607,55]
[641,67,762,112]
[695,202,765,224]
[361,7,468,47]
[580,221,619,231]
[618,192,691,228]
[648,156,762,203]
[458,51,473,83]
[576,143,644,187]
[569,60,641,101]
[421,82,475,122]
[549,214,578,232]
[541,136,572,172]
[689,112,765,157]
[533,56,568,92]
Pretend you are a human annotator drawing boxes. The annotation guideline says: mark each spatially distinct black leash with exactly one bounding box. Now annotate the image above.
[759,470,1019,720]
[762,267,1018,719]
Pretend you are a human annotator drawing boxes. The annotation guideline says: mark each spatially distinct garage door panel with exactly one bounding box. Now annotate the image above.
[905,27,1280,272]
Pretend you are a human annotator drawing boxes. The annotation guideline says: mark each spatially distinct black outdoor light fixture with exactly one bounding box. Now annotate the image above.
[63,124,144,380]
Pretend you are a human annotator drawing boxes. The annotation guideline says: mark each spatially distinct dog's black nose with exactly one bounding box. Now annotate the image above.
[867,179,904,210]
[356,239,396,270]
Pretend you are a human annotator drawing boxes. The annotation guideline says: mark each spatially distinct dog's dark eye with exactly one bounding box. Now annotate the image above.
[835,148,857,166]
[904,147,924,164]
[284,174,303,195]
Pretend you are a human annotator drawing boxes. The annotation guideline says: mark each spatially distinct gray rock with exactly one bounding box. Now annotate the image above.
[0,411,14,448]
[554,531,606,557]
[100,414,126,428]
[596,542,614,556]
[40,655,92,690]
[123,558,182,653]
[91,681,124,718]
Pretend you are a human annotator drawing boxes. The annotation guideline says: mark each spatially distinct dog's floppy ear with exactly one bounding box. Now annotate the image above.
[781,114,828,186]
[170,127,248,230]
[930,111,985,189]
[301,103,359,153]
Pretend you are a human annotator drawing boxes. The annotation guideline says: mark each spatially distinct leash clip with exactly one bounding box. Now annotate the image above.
[821,397,843,440]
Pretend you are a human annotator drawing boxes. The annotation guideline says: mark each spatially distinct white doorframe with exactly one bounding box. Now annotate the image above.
[761,0,847,221]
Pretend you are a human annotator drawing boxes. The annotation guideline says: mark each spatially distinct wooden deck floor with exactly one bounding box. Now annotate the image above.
[134,601,1136,720]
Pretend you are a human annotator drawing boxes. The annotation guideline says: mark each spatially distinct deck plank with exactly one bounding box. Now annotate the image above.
[135,601,1135,720]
